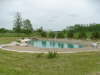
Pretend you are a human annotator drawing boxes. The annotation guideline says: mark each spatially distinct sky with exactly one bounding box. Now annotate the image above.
[0,0,100,31]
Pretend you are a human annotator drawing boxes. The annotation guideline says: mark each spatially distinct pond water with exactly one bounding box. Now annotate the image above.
[28,40,83,48]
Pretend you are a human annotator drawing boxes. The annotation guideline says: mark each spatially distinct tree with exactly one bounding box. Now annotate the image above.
[48,31,55,38]
[13,12,23,33]
[67,31,74,38]
[35,27,47,37]
[41,31,47,37]
[90,32,100,39]
[78,32,87,39]
[23,19,33,34]
[57,32,65,38]
[36,27,43,33]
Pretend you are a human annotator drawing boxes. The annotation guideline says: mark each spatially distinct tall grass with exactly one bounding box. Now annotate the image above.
[47,51,58,59]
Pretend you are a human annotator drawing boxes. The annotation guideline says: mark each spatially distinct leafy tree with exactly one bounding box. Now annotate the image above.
[78,32,87,39]
[41,31,47,37]
[13,12,23,33]
[66,24,100,33]
[36,27,43,33]
[57,32,65,38]
[90,32,100,39]
[66,23,100,39]
[48,31,55,38]
[67,31,74,38]
[35,27,47,37]
[23,19,33,34]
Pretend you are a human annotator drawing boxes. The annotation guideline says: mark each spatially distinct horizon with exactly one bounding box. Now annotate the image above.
[0,0,100,31]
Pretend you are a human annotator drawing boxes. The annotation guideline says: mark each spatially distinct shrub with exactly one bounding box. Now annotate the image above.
[73,32,79,39]
[90,32,100,39]
[48,31,55,38]
[57,32,65,38]
[47,51,58,59]
[78,32,87,39]
[67,31,74,38]
[41,31,47,37]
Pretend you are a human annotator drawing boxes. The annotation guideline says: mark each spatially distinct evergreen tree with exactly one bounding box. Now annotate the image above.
[13,12,23,33]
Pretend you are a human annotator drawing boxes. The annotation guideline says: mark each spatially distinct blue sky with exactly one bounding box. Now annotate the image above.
[0,0,100,31]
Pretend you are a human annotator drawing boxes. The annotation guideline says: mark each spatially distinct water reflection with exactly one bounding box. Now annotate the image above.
[28,40,83,48]
[42,40,46,48]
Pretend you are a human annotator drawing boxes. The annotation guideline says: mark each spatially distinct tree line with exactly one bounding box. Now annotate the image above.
[0,12,100,39]
[66,24,100,39]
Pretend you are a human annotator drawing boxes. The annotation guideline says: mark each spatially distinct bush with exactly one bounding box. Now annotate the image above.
[73,32,78,39]
[90,32,100,39]
[67,31,74,38]
[57,32,65,38]
[47,51,58,59]
[78,32,87,39]
[41,31,47,37]
[48,31,55,38]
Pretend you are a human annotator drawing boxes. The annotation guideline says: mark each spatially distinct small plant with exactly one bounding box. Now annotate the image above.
[36,53,44,58]
[47,51,58,59]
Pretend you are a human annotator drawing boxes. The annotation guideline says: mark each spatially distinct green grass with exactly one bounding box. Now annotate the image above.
[0,37,100,75]
[0,37,21,44]
[0,33,42,37]
[0,50,99,75]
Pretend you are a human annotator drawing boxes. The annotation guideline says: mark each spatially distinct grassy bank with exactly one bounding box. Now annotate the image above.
[0,37,100,75]
[0,49,99,75]
[0,33,42,37]
[0,37,20,44]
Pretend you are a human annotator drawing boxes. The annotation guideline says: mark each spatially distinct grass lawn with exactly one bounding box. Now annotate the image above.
[0,37,21,44]
[0,37,100,75]
[0,50,100,75]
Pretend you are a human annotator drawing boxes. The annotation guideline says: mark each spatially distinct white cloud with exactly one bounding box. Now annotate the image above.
[0,0,100,31]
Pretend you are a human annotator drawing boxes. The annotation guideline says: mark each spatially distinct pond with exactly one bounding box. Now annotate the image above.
[28,40,83,48]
